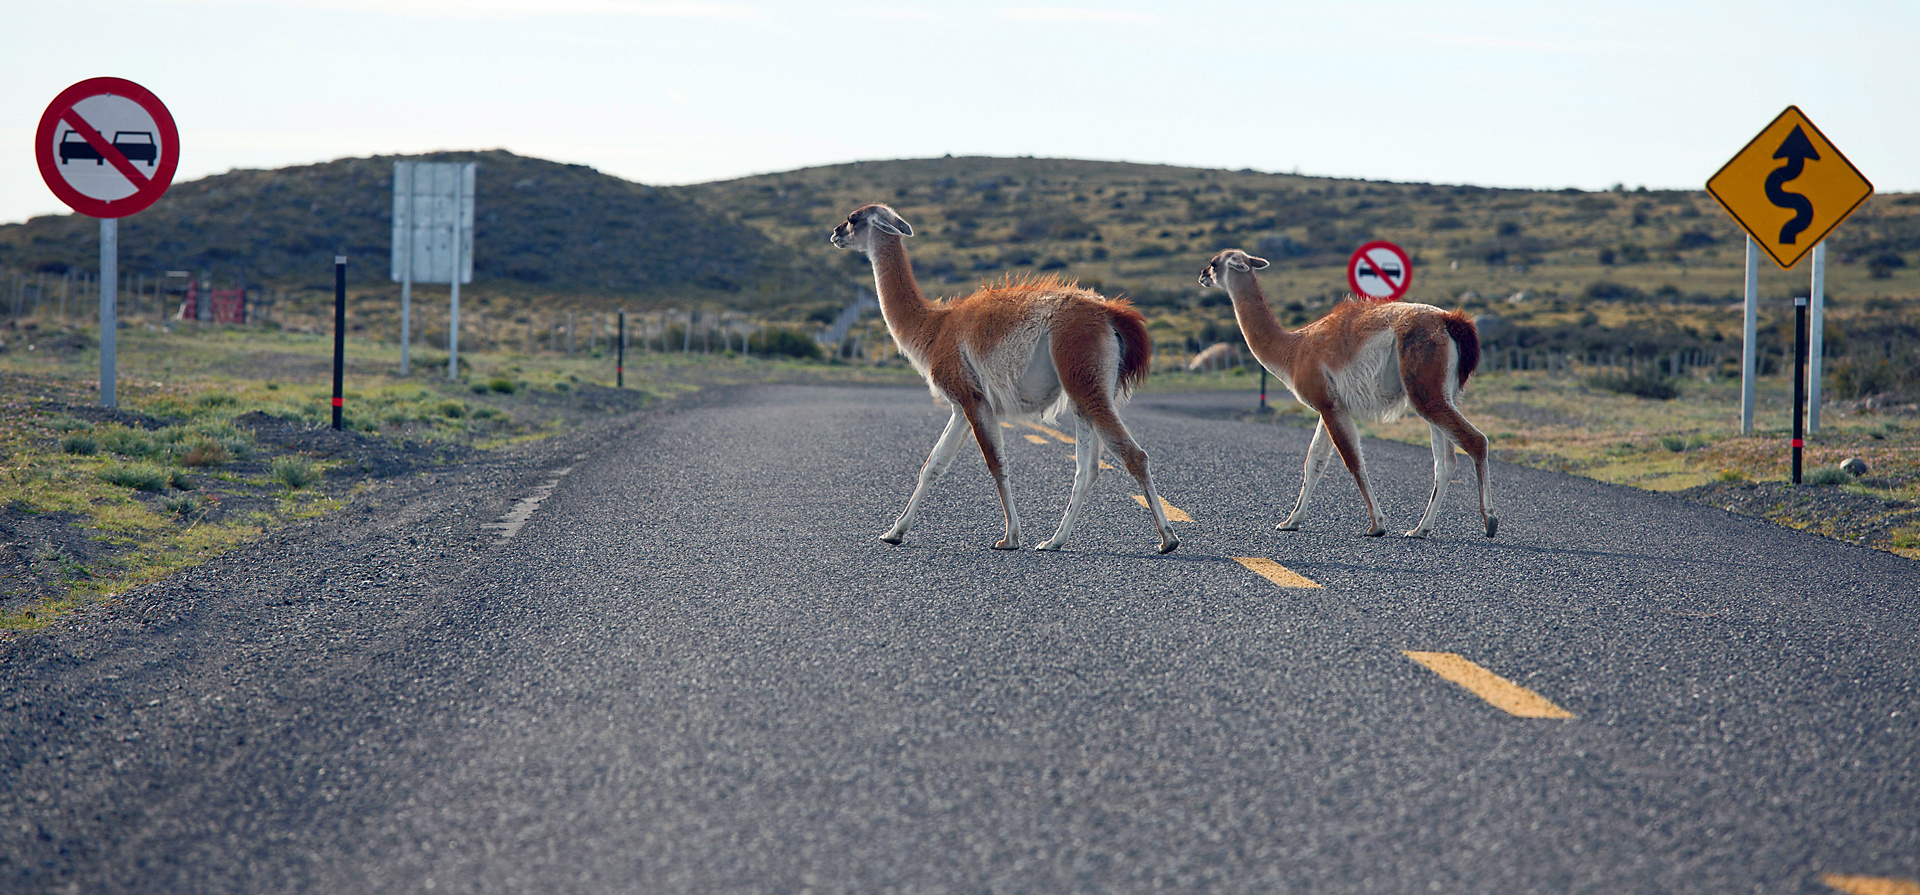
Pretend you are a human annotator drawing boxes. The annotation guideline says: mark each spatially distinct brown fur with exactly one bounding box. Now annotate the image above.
[832,204,1178,553]
[1442,310,1479,387]
[1200,248,1496,539]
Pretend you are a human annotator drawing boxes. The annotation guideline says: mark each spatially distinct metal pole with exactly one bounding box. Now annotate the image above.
[1792,296,1807,484]
[99,217,116,408]
[1259,366,1268,411]
[1740,234,1760,435]
[448,165,462,380]
[617,310,626,388]
[1808,241,1827,433]
[400,161,413,376]
[332,256,347,430]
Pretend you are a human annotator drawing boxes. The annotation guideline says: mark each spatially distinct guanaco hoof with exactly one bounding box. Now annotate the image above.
[1485,517,1499,538]
[879,534,904,546]
[1364,526,1386,537]
[1275,522,1301,532]
[993,539,1020,550]
[1157,537,1180,554]
[1403,529,1430,539]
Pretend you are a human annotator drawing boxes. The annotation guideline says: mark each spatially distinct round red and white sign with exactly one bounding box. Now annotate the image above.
[1346,240,1412,301]
[35,77,179,218]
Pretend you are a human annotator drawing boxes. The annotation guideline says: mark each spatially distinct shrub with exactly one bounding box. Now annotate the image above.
[485,377,518,394]
[749,328,823,360]
[1585,280,1643,301]
[436,400,467,419]
[1587,371,1680,400]
[100,462,171,492]
[552,380,571,393]
[163,495,198,516]
[99,426,158,458]
[48,415,91,433]
[181,440,232,467]
[61,434,99,455]
[272,456,321,490]
[1804,466,1851,486]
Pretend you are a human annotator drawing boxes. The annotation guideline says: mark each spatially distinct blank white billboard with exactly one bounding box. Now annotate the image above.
[390,161,474,285]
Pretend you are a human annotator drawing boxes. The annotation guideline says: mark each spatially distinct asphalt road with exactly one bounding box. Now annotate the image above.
[4,384,1916,893]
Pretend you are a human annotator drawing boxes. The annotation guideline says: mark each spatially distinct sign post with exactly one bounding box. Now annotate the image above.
[34,78,179,407]
[1346,240,1412,302]
[1707,106,1872,436]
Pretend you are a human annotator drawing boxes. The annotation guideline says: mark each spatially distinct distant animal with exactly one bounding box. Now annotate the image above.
[1188,342,1242,373]
[831,204,1178,553]
[1199,249,1496,538]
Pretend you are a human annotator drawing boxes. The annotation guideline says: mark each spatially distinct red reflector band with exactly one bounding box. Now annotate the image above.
[331,397,344,407]
[1791,438,1803,447]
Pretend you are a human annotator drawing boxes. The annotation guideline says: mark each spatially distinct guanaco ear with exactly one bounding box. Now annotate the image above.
[1225,255,1252,272]
[1246,254,1270,269]
[869,206,914,237]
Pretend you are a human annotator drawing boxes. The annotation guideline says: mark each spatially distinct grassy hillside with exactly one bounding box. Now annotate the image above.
[674,156,1920,395]
[0,150,847,309]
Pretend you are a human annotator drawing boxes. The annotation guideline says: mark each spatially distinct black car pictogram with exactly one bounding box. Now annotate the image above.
[57,130,158,166]
[112,132,157,165]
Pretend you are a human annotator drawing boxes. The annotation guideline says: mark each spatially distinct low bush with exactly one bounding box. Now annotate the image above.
[1587,371,1680,400]
[749,328,823,360]
[99,426,158,458]
[181,440,232,467]
[100,462,171,492]
[61,434,99,455]
[272,457,321,490]
[1804,466,1851,486]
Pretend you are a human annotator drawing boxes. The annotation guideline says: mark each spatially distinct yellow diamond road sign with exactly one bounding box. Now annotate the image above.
[1707,106,1872,270]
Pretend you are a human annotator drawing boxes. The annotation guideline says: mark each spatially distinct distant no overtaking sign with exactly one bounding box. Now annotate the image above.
[1347,240,1412,301]
[35,77,179,218]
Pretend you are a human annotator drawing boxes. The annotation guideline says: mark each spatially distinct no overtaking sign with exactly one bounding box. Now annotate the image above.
[35,77,179,218]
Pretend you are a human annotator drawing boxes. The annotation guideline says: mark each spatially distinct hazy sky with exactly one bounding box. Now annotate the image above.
[6,0,1916,225]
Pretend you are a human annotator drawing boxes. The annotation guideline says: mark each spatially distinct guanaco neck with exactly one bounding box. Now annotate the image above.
[1221,268,1299,371]
[866,235,934,347]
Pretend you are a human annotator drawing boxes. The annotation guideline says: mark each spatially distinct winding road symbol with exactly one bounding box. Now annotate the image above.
[1765,125,1819,245]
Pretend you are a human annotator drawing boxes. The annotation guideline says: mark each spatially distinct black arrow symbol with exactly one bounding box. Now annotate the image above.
[1765,124,1820,245]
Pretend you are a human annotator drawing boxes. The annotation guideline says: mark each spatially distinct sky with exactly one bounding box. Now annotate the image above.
[5,0,1917,225]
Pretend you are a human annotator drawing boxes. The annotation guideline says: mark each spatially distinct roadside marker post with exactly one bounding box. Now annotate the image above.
[332,256,346,431]
[1345,240,1412,302]
[617,310,626,388]
[1707,106,1872,437]
[34,77,180,408]
[1793,296,1808,483]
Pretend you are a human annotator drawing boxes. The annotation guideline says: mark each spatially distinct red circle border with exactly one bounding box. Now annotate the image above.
[1346,240,1413,302]
[35,77,179,219]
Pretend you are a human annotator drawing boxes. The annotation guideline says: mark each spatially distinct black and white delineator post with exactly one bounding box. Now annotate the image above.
[1792,296,1808,483]
[391,161,476,380]
[332,256,347,431]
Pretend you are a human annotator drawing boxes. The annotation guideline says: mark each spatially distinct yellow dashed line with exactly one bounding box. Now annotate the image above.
[1022,422,1075,444]
[1061,453,1116,470]
[1133,495,1193,522]
[1023,434,1049,444]
[1824,875,1920,895]
[1402,651,1575,719]
[1231,556,1321,589]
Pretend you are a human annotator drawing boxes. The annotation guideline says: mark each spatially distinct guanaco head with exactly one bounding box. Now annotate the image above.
[1198,249,1269,288]
[830,204,914,251]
